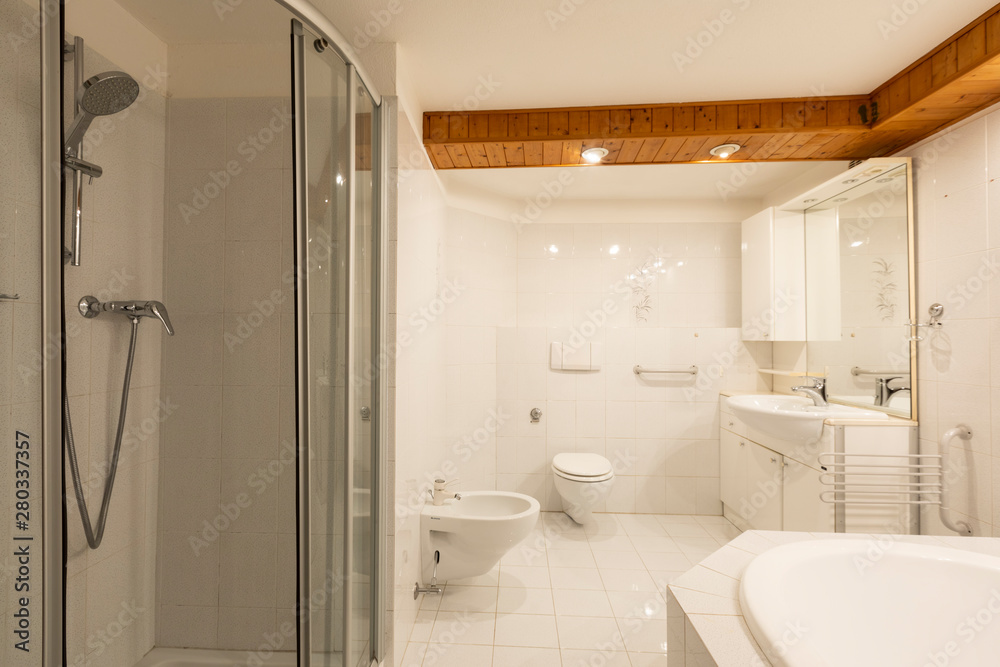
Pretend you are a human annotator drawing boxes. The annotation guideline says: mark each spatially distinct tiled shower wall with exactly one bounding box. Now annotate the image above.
[1,1,43,665]
[158,95,297,650]
[496,222,771,515]
[59,40,166,667]
[910,100,1000,537]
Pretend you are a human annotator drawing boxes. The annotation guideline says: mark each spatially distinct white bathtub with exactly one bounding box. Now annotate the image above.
[740,539,1000,666]
[133,648,296,667]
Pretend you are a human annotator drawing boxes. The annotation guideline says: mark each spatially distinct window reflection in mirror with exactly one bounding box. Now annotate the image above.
[804,164,914,418]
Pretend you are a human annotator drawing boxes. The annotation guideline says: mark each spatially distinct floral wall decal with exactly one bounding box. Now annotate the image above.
[628,257,660,323]
[872,257,898,322]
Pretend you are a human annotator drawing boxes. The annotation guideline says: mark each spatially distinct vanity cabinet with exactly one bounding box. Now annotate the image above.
[719,396,918,534]
[720,427,783,530]
[740,207,807,341]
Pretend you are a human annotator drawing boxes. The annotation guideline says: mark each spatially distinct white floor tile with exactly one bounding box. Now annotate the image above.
[410,610,437,643]
[660,522,711,537]
[549,567,605,590]
[547,549,597,568]
[556,615,623,650]
[638,551,693,572]
[495,613,559,648]
[552,589,614,617]
[429,611,496,646]
[593,550,646,570]
[500,565,552,589]
[497,587,555,615]
[400,642,427,667]
[587,535,636,551]
[628,535,681,553]
[561,649,631,667]
[617,616,669,653]
[423,642,493,667]
[493,646,562,667]
[447,567,500,587]
[606,590,667,620]
[439,585,498,613]
[599,569,659,592]
[628,650,670,666]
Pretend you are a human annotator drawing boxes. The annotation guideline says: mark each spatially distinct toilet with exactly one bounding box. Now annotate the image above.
[551,453,615,524]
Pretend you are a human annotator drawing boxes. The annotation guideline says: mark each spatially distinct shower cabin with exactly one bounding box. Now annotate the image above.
[1,0,387,665]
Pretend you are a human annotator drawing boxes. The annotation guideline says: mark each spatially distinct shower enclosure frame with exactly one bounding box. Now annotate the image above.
[39,1,389,664]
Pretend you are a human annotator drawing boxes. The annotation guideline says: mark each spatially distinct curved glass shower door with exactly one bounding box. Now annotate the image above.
[292,19,380,667]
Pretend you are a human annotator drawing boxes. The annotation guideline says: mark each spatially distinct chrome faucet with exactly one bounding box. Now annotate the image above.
[79,296,175,335]
[429,478,461,506]
[875,377,910,407]
[792,376,828,407]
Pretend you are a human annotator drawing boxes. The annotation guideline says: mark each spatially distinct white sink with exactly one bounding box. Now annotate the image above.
[421,491,539,583]
[726,394,889,444]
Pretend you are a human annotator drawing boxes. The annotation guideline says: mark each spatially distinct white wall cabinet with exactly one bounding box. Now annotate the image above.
[741,207,807,341]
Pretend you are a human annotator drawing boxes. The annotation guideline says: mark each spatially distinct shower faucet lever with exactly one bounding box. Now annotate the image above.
[79,296,175,335]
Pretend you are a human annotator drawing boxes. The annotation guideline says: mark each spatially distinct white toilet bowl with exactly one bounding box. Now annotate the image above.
[551,453,615,524]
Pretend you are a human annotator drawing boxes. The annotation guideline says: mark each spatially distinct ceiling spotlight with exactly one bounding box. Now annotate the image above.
[709,143,741,159]
[609,245,620,255]
[548,244,559,253]
[581,147,609,163]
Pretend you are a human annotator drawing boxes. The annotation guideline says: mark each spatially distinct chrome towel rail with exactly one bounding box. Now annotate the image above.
[633,365,698,376]
[851,366,910,377]
[0,294,19,300]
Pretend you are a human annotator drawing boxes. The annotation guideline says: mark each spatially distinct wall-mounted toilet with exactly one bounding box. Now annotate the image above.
[551,453,615,524]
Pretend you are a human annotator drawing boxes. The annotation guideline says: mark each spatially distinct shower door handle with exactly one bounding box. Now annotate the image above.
[360,406,371,421]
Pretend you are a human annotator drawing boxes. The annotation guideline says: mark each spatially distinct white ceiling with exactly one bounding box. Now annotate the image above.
[114,0,998,113]
[438,161,842,203]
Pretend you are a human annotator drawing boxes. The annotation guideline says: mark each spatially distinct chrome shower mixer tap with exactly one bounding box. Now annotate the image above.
[78,295,175,335]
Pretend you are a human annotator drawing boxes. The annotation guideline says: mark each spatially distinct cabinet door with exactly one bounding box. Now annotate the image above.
[746,442,783,530]
[783,458,835,532]
[720,430,748,518]
[741,208,774,341]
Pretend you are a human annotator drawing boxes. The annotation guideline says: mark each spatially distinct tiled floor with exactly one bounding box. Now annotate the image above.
[402,512,742,667]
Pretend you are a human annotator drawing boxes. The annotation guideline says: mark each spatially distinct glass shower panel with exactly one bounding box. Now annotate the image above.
[349,84,376,667]
[298,25,350,667]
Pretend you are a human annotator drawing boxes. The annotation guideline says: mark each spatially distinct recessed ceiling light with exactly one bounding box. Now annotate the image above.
[548,244,559,253]
[851,240,864,247]
[803,198,818,203]
[709,143,741,159]
[609,245,620,255]
[581,147,609,163]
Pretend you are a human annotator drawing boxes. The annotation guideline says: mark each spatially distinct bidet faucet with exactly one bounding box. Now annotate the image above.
[430,478,461,505]
[792,376,828,407]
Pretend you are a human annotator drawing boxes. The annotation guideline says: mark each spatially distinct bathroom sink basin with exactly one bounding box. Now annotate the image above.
[726,394,889,444]
[421,491,539,582]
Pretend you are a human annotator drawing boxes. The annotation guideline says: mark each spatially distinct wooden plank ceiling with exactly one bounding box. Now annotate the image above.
[423,4,1000,169]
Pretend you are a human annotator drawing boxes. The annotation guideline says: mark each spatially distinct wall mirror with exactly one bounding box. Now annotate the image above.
[798,158,916,419]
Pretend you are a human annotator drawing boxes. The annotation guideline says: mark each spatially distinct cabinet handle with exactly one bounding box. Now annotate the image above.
[728,419,734,427]
[770,457,778,464]
[739,442,745,447]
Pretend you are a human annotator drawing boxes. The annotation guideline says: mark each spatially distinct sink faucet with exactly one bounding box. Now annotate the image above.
[875,377,910,407]
[429,478,461,506]
[792,376,828,407]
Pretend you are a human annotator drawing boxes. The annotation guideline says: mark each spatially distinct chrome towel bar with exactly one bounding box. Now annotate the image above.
[633,365,698,375]
[0,294,20,300]
[851,366,910,377]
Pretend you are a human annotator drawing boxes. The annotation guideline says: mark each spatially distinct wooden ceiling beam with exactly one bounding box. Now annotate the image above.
[423,3,1000,169]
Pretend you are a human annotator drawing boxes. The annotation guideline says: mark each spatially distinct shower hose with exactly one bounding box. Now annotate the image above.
[64,317,140,550]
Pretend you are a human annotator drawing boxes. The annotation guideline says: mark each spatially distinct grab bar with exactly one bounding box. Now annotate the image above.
[0,294,19,300]
[851,367,910,377]
[633,365,698,375]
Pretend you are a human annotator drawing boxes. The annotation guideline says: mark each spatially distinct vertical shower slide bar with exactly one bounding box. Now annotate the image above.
[291,18,313,667]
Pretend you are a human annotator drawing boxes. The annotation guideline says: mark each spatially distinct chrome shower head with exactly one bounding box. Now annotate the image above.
[65,71,140,150]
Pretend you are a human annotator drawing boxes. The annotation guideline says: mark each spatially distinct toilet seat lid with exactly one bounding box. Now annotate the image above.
[552,453,613,478]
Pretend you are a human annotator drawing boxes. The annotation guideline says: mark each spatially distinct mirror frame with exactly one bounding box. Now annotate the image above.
[778,157,917,420]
